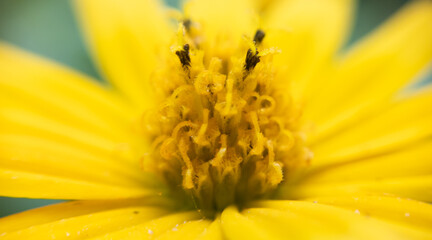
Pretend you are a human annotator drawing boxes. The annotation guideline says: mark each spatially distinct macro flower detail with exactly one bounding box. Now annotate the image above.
[144,25,310,213]
[1,0,432,239]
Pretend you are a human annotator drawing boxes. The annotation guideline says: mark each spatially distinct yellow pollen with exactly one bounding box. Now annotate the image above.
[143,26,311,214]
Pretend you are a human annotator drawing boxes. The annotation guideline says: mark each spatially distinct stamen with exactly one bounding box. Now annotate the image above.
[244,30,265,72]
[253,29,265,45]
[143,27,310,215]
[175,44,191,69]
[244,49,261,72]
[183,19,192,32]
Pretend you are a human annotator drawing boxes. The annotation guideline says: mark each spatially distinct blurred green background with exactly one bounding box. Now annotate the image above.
[0,0,419,217]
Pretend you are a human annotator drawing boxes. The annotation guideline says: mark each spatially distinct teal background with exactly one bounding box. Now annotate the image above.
[0,0,420,217]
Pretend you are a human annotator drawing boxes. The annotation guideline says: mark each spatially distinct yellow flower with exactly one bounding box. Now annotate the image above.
[1,0,432,239]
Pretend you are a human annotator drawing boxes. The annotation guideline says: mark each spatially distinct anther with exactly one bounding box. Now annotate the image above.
[253,29,265,45]
[244,30,265,72]
[183,19,192,32]
[175,44,191,69]
[244,49,260,71]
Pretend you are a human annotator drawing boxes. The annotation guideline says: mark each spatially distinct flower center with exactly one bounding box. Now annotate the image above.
[142,24,311,215]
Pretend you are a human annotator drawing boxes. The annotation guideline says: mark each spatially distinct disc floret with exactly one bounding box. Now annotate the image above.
[143,26,311,214]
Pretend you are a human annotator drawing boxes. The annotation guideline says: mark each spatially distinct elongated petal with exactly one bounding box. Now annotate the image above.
[244,200,431,239]
[306,196,432,232]
[0,168,156,200]
[0,43,140,137]
[0,198,173,239]
[0,44,159,199]
[305,0,432,141]
[263,0,354,99]
[311,88,432,168]
[282,175,432,202]
[156,219,212,240]
[86,211,203,239]
[73,0,172,109]
[220,206,272,240]
[0,198,171,233]
[196,218,223,240]
[222,203,401,240]
[240,208,330,239]
[184,0,256,60]
[302,140,432,184]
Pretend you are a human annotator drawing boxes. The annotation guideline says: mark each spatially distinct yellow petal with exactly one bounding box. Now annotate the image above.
[87,211,202,240]
[184,0,256,60]
[311,88,432,168]
[0,198,172,239]
[0,43,140,138]
[302,140,432,184]
[0,198,172,233]
[196,217,223,240]
[220,206,273,240]
[73,0,172,109]
[0,131,146,188]
[156,219,212,240]
[0,168,157,200]
[248,200,431,239]
[305,0,432,141]
[263,0,354,99]
[238,208,329,239]
[0,43,159,199]
[282,175,432,202]
[222,203,415,239]
[306,196,432,232]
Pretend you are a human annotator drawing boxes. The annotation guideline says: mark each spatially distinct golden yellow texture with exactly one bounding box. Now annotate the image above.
[0,0,431,239]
